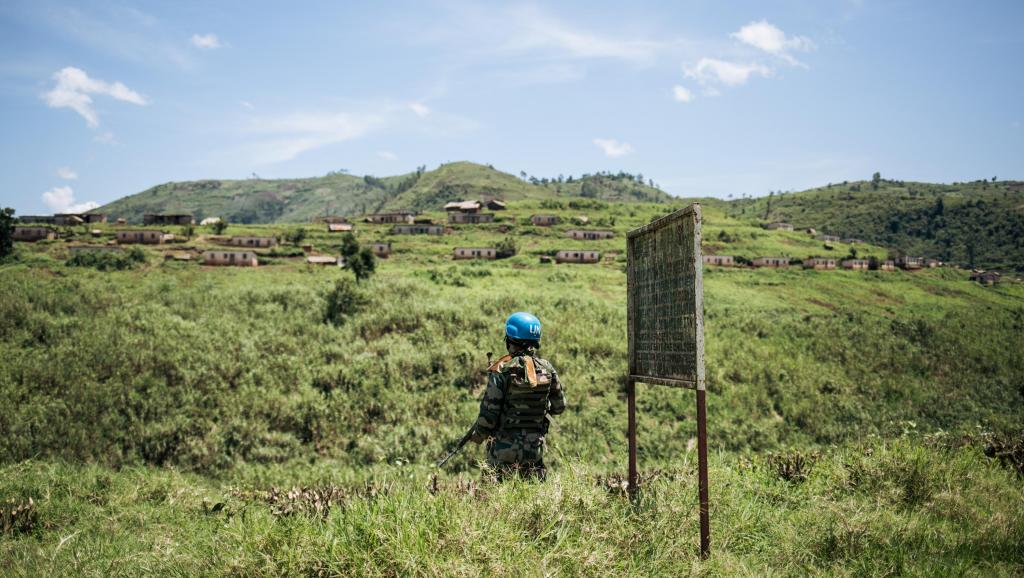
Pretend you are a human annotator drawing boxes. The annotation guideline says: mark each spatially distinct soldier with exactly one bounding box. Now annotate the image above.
[471,312,566,480]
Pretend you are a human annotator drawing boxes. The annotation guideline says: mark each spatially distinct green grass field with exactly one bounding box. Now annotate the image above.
[2,199,1022,575]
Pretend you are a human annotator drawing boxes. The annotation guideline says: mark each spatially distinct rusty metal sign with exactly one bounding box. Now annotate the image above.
[625,203,710,558]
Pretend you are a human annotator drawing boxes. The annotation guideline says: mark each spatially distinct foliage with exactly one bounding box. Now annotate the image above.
[349,248,377,282]
[323,277,366,326]
[66,247,147,271]
[0,207,15,260]
[286,227,307,244]
[212,219,228,235]
[495,236,518,258]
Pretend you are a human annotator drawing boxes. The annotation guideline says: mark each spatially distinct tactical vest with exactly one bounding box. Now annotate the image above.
[488,354,553,434]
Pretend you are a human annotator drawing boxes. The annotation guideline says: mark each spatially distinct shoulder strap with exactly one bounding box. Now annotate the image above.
[524,356,538,386]
[487,354,513,373]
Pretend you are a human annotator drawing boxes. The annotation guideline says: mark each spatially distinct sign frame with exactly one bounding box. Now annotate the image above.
[625,203,710,558]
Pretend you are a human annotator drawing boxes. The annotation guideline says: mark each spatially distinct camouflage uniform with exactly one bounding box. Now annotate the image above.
[473,346,565,479]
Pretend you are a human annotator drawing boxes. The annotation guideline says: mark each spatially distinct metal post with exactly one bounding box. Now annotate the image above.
[696,388,710,558]
[627,377,638,497]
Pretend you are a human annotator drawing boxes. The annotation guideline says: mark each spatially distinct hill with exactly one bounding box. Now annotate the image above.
[94,162,672,225]
[2,199,1023,574]
[727,178,1024,271]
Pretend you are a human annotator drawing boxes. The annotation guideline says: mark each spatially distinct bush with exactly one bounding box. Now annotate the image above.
[323,278,365,326]
[67,248,147,271]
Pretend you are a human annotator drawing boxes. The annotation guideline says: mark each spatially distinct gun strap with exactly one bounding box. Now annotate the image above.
[487,354,513,373]
[524,356,538,386]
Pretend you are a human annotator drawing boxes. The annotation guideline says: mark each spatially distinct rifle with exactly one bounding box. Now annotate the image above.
[435,427,476,468]
[435,352,493,469]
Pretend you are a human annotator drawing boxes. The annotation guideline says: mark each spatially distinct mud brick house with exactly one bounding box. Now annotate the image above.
[764,222,794,231]
[555,250,600,264]
[486,200,507,210]
[370,242,391,258]
[444,200,482,213]
[804,258,837,270]
[702,255,735,266]
[897,256,924,270]
[306,256,341,266]
[328,223,355,233]
[144,213,194,225]
[842,259,870,271]
[566,230,614,240]
[393,224,445,235]
[366,212,415,224]
[880,260,896,271]
[116,230,166,244]
[752,257,790,268]
[969,270,1001,285]
[453,247,497,260]
[228,236,277,248]
[12,227,56,241]
[448,212,494,224]
[531,214,561,226]
[202,251,258,267]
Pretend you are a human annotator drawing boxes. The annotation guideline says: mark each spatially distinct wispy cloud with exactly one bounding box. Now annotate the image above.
[41,185,98,213]
[240,100,255,110]
[672,85,694,103]
[731,20,814,65]
[42,67,147,128]
[501,5,662,64]
[593,138,633,158]
[409,102,431,117]
[685,58,772,87]
[56,166,79,180]
[190,33,222,50]
[377,150,399,161]
[242,111,387,164]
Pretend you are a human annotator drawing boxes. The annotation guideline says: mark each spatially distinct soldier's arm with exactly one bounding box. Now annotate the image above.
[548,371,566,416]
[472,370,506,441]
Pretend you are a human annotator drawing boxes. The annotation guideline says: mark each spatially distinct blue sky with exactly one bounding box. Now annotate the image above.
[1,0,1021,215]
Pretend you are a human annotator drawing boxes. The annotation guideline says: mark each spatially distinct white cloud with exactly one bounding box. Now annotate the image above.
[243,111,387,164]
[94,131,118,144]
[190,33,222,50]
[593,138,633,158]
[57,167,79,180]
[42,67,147,128]
[685,58,771,87]
[240,100,255,110]
[672,85,694,103]
[41,186,99,213]
[409,102,431,117]
[731,21,814,65]
[505,5,660,63]
[377,150,399,161]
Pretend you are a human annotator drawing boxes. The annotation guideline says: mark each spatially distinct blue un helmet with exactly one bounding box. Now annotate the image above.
[505,312,542,344]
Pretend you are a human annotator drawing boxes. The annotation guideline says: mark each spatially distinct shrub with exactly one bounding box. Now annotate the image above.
[67,248,147,271]
[323,278,365,326]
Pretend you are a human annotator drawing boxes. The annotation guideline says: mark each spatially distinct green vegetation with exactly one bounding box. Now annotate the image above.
[729,178,1024,271]
[0,207,14,260]
[66,247,147,271]
[1,198,1021,575]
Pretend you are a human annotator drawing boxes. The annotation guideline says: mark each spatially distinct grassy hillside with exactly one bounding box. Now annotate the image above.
[94,162,672,225]
[728,179,1024,271]
[2,199,1022,574]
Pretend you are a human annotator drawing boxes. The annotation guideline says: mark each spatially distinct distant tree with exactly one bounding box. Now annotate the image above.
[182,223,194,240]
[339,232,360,260]
[764,191,774,220]
[992,176,997,182]
[496,236,518,258]
[520,170,528,179]
[212,219,228,234]
[871,172,881,190]
[933,197,945,217]
[0,207,15,259]
[287,228,307,244]
[348,248,376,282]
[848,247,859,259]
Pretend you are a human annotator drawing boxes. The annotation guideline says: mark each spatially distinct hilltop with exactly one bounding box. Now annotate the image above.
[95,161,672,225]
[727,178,1024,271]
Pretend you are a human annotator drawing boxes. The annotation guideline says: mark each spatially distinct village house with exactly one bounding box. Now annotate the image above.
[702,255,735,266]
[70,245,121,253]
[925,258,941,268]
[969,270,1001,285]
[842,238,865,245]
[56,213,106,224]
[804,258,837,270]
[555,250,601,264]
[228,236,277,248]
[366,211,415,224]
[531,214,561,226]
[804,227,817,236]
[486,199,507,211]
[392,224,445,235]
[897,256,924,270]
[17,215,56,224]
[764,222,794,231]
[319,216,350,224]
[12,227,56,242]
[880,260,896,271]
[144,213,194,226]
[752,257,790,268]
[842,259,870,271]
[116,230,167,244]
[816,234,840,243]
[448,212,494,224]
[453,247,497,260]
[202,251,258,267]
[444,200,482,213]
[306,255,341,266]
[370,242,391,258]
[566,229,614,240]
[328,223,354,233]
[115,218,127,225]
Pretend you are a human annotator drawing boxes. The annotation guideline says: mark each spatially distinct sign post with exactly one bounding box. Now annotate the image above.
[626,203,709,558]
